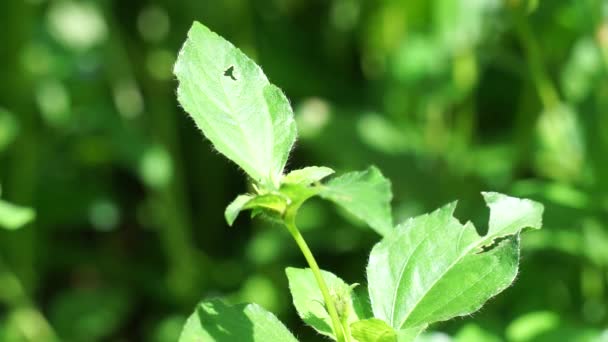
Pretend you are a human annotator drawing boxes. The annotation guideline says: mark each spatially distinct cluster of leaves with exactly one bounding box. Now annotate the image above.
[174,22,544,342]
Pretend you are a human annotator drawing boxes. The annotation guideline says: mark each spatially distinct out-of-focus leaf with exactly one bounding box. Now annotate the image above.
[174,22,297,190]
[454,323,502,342]
[535,104,585,182]
[561,38,602,103]
[286,267,360,339]
[0,109,18,153]
[179,300,297,342]
[50,288,129,342]
[283,166,335,186]
[367,193,543,331]
[320,166,393,236]
[0,200,35,230]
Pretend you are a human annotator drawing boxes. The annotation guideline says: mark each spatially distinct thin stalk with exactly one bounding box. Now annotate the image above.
[512,9,561,110]
[283,206,346,342]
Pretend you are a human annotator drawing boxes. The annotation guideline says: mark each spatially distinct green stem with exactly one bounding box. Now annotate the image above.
[283,206,346,342]
[512,9,561,110]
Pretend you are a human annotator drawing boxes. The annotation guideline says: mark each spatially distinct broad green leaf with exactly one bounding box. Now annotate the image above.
[282,166,335,186]
[179,300,297,342]
[0,200,35,230]
[225,193,287,226]
[286,267,361,339]
[174,22,297,189]
[351,318,397,342]
[319,166,393,236]
[367,192,543,330]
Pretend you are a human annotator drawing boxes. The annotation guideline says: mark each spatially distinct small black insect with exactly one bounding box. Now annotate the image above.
[224,66,237,81]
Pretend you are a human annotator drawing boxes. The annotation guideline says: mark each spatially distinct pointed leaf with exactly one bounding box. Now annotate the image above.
[0,200,35,230]
[283,166,335,186]
[367,192,543,330]
[174,22,297,189]
[319,166,393,236]
[286,267,361,339]
[179,300,297,342]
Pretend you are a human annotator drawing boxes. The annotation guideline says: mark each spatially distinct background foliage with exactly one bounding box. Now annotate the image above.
[1,0,607,340]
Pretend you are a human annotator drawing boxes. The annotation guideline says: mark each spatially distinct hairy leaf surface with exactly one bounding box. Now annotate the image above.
[367,192,543,331]
[179,300,297,342]
[174,22,296,189]
[319,166,393,236]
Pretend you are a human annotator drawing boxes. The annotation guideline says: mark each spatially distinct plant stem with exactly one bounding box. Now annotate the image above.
[512,9,561,110]
[283,206,346,342]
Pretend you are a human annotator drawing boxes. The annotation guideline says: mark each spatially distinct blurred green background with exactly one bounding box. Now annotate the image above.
[1,0,608,341]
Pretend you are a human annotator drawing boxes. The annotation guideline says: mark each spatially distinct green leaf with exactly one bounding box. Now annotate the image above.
[179,300,297,342]
[225,193,288,226]
[0,200,35,230]
[285,267,361,339]
[319,166,393,236]
[282,166,335,186]
[351,319,397,342]
[0,108,19,153]
[397,325,428,342]
[174,22,297,189]
[367,192,543,330]
[225,195,254,226]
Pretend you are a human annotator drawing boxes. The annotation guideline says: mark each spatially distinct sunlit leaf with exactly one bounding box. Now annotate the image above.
[283,166,334,186]
[174,22,297,190]
[0,200,35,230]
[367,192,543,332]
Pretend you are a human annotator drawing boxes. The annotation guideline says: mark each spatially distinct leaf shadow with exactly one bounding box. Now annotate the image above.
[196,300,255,342]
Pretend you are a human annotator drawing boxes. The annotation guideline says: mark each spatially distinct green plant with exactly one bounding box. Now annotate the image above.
[173,22,544,342]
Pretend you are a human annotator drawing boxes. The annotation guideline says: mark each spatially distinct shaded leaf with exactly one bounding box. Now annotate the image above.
[225,193,287,226]
[351,318,397,342]
[319,166,393,236]
[179,300,297,342]
[286,267,360,339]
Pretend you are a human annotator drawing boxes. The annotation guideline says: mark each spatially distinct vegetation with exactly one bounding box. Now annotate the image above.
[0,0,607,341]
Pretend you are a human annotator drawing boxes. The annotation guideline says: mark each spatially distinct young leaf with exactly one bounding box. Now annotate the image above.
[286,267,361,339]
[225,194,254,226]
[174,22,297,189]
[225,193,288,226]
[0,200,35,230]
[367,192,543,332]
[179,300,297,342]
[319,166,393,236]
[283,166,335,186]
